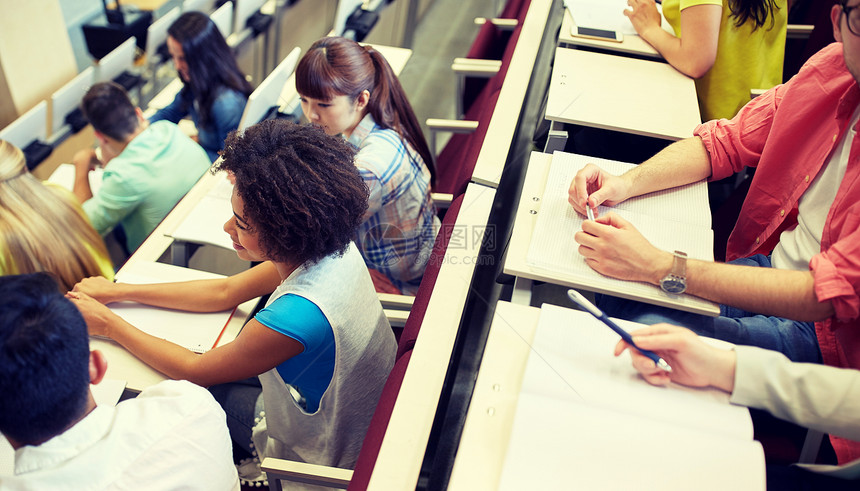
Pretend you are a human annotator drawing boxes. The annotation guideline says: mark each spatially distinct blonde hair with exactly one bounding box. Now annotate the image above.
[0,140,111,290]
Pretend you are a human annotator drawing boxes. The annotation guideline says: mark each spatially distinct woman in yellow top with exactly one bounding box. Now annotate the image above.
[0,140,113,290]
[626,0,786,121]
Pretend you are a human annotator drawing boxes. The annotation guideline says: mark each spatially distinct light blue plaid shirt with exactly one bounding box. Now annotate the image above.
[347,114,439,295]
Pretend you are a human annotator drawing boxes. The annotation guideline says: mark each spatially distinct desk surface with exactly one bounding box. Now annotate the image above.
[447,301,539,490]
[558,8,661,59]
[544,46,700,141]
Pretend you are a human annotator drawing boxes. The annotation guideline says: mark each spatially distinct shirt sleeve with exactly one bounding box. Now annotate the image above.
[810,219,860,321]
[210,90,246,150]
[679,0,722,9]
[149,90,189,124]
[254,293,331,352]
[694,81,786,182]
[730,345,860,441]
[81,168,146,235]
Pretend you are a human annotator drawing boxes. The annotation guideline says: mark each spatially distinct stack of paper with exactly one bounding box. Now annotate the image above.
[499,304,765,490]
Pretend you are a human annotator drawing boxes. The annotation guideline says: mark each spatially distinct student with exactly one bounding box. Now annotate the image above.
[150,11,253,161]
[73,82,211,253]
[0,140,112,290]
[295,36,438,295]
[625,0,787,121]
[69,121,397,477]
[0,272,238,490]
[617,323,859,489]
[568,1,860,466]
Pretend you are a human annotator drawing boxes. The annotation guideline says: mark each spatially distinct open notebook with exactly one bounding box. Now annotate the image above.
[526,151,719,315]
[499,304,765,490]
[168,172,234,250]
[106,262,236,353]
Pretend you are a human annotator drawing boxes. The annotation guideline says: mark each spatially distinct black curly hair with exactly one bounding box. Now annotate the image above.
[215,120,368,265]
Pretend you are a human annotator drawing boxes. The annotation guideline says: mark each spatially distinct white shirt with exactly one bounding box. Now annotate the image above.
[3,380,239,491]
[771,106,858,271]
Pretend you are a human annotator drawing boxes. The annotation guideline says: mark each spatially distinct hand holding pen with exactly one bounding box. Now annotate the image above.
[567,290,672,372]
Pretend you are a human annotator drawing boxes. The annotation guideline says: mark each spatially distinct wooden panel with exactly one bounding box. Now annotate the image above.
[0,0,77,128]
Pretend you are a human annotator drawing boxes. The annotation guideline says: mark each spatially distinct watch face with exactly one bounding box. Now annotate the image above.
[661,278,686,294]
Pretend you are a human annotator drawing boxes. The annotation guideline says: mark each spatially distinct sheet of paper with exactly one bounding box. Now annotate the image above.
[169,173,234,250]
[109,262,235,353]
[524,304,754,439]
[46,163,104,195]
[525,152,716,313]
[499,393,765,491]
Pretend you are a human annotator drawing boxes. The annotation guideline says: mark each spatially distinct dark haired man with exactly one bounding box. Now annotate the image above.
[72,82,210,252]
[0,272,239,490]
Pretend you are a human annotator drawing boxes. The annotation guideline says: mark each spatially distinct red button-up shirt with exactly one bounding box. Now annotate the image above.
[695,42,860,464]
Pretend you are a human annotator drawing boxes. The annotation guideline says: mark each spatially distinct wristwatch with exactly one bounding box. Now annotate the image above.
[660,251,688,294]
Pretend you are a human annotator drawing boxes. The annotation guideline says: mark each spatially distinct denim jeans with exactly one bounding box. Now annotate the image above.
[208,377,265,457]
[597,255,822,363]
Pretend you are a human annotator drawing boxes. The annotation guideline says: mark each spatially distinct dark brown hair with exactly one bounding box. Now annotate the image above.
[728,0,780,30]
[295,36,435,184]
[215,121,368,265]
[81,82,139,141]
[168,12,253,127]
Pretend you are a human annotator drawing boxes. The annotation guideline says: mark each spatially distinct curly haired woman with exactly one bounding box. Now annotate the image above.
[69,121,396,480]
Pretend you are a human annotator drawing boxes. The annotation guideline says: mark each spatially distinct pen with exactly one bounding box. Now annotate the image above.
[585,196,595,221]
[566,290,672,372]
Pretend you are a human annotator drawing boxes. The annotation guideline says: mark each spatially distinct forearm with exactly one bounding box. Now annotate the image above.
[647,256,835,321]
[639,28,713,78]
[623,137,712,197]
[106,316,227,385]
[112,262,281,312]
[73,169,93,203]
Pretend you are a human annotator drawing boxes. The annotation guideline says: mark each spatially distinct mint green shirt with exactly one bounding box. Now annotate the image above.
[83,121,211,251]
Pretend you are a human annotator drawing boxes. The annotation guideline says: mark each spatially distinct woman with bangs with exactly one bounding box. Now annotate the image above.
[295,36,438,295]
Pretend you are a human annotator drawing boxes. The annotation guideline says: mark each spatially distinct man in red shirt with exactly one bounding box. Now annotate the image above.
[569,1,860,465]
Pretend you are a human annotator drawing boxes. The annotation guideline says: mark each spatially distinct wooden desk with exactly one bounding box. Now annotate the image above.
[558,8,661,60]
[544,47,700,142]
[503,152,719,315]
[447,301,538,490]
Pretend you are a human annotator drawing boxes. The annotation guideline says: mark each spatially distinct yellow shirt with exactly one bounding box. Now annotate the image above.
[662,0,787,121]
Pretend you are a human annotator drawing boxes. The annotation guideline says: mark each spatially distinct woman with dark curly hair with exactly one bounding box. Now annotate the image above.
[150,11,253,160]
[68,121,396,482]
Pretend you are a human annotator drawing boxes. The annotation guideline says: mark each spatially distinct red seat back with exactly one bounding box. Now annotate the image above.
[348,350,413,490]
[395,193,465,359]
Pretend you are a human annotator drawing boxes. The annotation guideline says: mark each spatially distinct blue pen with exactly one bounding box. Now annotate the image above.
[567,290,672,372]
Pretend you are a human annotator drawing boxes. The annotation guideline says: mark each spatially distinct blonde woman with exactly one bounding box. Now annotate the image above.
[0,140,113,289]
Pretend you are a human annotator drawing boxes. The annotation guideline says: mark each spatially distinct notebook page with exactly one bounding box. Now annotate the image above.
[170,173,234,249]
[522,304,753,440]
[526,153,716,313]
[552,151,712,228]
[110,263,235,353]
[499,393,765,491]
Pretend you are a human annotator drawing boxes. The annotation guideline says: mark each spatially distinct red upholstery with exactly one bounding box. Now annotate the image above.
[395,193,466,359]
[348,350,413,490]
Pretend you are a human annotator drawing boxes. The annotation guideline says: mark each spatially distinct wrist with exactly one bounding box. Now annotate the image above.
[651,250,674,285]
[709,348,737,393]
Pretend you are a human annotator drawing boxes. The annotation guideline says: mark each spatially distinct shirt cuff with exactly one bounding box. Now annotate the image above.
[810,253,860,321]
